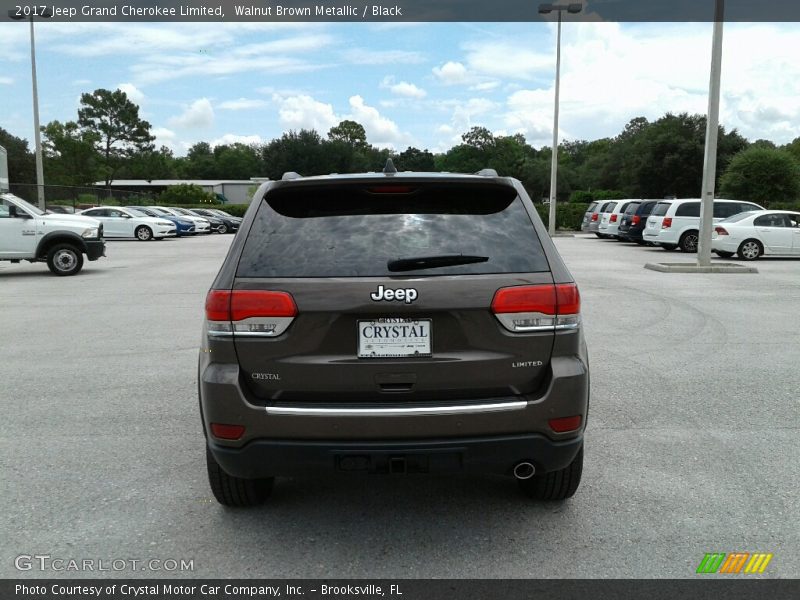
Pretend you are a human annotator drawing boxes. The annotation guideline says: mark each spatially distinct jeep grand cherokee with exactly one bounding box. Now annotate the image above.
[198,166,589,506]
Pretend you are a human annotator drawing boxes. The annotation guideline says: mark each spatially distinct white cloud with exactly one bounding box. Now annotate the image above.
[211,134,264,146]
[0,76,13,85]
[462,40,552,80]
[132,54,323,86]
[432,61,468,85]
[346,95,406,149]
[504,90,561,145]
[380,77,427,99]
[117,83,145,104]
[343,48,426,65]
[274,94,339,132]
[168,98,215,129]
[470,81,501,92]
[152,127,177,143]
[49,24,332,85]
[150,127,178,151]
[218,98,268,111]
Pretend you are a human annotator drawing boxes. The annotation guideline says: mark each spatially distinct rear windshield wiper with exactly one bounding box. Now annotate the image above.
[387,254,489,272]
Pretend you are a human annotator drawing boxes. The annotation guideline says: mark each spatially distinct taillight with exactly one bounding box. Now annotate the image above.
[714,226,729,236]
[591,213,599,222]
[549,415,582,433]
[491,283,580,332]
[662,217,672,229]
[210,423,246,440]
[610,214,618,223]
[632,215,641,226]
[205,289,297,337]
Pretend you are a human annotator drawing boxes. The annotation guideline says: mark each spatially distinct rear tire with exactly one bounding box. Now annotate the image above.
[206,447,273,507]
[679,230,699,253]
[715,251,734,258]
[737,239,763,261]
[218,223,228,234]
[519,447,583,501]
[46,243,83,276]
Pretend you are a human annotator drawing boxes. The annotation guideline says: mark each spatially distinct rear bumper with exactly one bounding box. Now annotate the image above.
[85,240,105,261]
[618,228,644,241]
[208,433,584,479]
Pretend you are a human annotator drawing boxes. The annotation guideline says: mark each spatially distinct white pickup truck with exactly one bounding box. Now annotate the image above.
[0,192,106,276]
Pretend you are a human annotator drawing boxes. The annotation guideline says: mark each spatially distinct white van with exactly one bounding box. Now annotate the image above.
[643,199,764,252]
[598,199,636,239]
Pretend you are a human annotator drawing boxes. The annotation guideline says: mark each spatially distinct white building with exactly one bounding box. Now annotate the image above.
[94,179,267,204]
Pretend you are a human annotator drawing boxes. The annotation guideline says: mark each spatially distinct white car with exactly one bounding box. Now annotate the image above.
[643,198,764,252]
[712,210,800,260]
[151,206,211,234]
[598,200,636,239]
[79,206,176,241]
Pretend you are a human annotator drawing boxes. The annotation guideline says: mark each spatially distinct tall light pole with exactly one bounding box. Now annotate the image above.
[697,0,725,266]
[539,3,582,237]
[8,8,52,210]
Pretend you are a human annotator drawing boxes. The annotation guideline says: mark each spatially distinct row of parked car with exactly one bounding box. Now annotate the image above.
[581,198,800,260]
[74,206,242,241]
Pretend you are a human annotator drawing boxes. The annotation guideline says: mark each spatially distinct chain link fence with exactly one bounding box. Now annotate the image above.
[9,183,157,212]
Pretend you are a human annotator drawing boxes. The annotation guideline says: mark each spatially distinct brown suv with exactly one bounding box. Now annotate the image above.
[199,166,589,506]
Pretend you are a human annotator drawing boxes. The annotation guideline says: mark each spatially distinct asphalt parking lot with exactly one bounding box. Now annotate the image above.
[1,234,798,579]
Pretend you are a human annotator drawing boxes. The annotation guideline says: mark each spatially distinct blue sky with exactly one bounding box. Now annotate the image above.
[1,21,799,156]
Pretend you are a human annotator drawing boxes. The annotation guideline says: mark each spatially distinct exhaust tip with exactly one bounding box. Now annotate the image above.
[513,461,536,480]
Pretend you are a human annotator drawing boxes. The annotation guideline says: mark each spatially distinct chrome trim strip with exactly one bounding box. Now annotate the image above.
[266,401,527,417]
[512,325,555,332]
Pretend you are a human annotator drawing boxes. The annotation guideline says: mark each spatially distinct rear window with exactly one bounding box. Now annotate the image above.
[586,202,598,212]
[624,202,641,215]
[639,202,658,216]
[602,202,617,213]
[676,202,701,217]
[651,202,671,217]
[237,183,550,277]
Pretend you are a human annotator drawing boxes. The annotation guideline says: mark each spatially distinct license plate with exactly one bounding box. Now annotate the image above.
[357,318,431,358]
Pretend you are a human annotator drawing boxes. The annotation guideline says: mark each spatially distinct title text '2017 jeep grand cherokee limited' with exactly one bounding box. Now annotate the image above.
[199,165,589,506]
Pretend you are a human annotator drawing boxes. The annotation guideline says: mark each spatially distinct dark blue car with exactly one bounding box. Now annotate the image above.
[127,206,196,236]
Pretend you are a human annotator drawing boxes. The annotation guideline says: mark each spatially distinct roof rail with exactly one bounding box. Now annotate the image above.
[281,172,302,181]
[475,168,499,177]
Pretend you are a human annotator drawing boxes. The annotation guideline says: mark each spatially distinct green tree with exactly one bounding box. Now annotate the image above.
[157,183,217,205]
[461,126,495,150]
[781,137,800,163]
[719,147,800,205]
[121,146,177,180]
[214,143,262,179]
[261,130,329,178]
[394,147,435,171]
[41,120,100,186]
[178,142,216,178]
[78,88,155,187]
[327,120,367,147]
[0,127,36,185]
